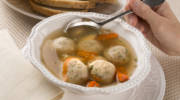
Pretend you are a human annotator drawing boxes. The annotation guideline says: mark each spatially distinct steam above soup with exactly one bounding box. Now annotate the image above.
[41,26,137,87]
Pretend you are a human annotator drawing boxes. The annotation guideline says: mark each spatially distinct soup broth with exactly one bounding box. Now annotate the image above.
[41,26,137,87]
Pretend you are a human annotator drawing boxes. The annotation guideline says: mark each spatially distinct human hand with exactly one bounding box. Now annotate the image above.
[124,0,180,56]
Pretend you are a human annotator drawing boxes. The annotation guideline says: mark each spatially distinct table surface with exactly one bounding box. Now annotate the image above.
[0,0,180,100]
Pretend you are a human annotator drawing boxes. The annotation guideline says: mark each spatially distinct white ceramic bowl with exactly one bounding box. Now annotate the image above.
[23,12,151,95]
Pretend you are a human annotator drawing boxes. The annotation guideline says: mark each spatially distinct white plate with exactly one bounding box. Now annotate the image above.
[60,55,166,100]
[2,0,45,20]
[2,0,127,20]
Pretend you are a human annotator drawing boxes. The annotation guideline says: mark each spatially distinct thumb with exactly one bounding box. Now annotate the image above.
[129,0,163,25]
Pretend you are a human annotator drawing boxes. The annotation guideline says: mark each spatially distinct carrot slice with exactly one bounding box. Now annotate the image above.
[117,66,127,74]
[77,50,97,62]
[87,81,100,87]
[96,33,118,41]
[116,71,129,82]
[62,57,78,81]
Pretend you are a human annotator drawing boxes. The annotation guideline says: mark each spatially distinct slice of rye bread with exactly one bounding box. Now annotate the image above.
[33,0,95,9]
[29,0,88,16]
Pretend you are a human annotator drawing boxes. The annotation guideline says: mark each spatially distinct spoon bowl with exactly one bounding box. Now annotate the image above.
[64,18,100,32]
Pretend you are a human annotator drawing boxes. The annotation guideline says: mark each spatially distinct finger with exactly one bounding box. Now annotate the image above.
[125,14,138,26]
[134,22,145,32]
[132,20,144,32]
[139,20,161,48]
[129,0,163,26]
[134,18,164,51]
[136,18,149,35]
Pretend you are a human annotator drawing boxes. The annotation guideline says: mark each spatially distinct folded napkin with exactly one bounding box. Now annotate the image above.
[0,29,62,100]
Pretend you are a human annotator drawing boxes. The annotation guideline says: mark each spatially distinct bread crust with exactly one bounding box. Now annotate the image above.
[95,0,118,4]
[33,0,95,9]
[29,0,88,16]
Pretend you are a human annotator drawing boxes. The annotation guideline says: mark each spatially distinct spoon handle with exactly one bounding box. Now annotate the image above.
[97,10,133,26]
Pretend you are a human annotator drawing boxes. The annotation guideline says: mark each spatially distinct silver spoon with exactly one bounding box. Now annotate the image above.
[65,0,165,32]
